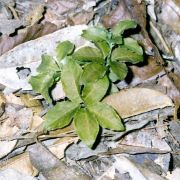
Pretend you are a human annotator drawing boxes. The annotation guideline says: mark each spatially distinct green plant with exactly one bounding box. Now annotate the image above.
[29,20,143,148]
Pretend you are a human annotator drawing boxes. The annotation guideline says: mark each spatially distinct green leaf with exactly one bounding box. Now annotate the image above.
[44,101,79,131]
[37,54,59,73]
[111,46,143,64]
[56,41,75,62]
[29,72,55,103]
[94,41,110,58]
[80,63,106,85]
[74,108,99,148]
[110,62,128,80]
[81,27,108,42]
[88,102,124,131]
[124,38,143,55]
[73,47,103,63]
[112,20,137,35]
[82,76,109,104]
[61,60,83,103]
[111,35,123,45]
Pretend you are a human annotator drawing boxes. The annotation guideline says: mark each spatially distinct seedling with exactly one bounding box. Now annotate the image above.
[29,20,143,148]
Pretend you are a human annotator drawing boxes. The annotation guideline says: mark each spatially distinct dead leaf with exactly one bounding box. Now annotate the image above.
[130,56,163,80]
[43,0,95,28]
[0,22,57,56]
[102,0,131,28]
[0,19,23,35]
[0,140,17,159]
[103,88,173,118]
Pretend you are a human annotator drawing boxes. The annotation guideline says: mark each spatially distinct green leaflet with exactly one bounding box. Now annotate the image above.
[74,108,99,148]
[73,47,103,63]
[112,20,137,35]
[44,101,79,131]
[81,27,108,42]
[94,41,110,58]
[56,41,75,62]
[80,63,106,85]
[124,38,143,55]
[82,76,109,105]
[110,61,128,81]
[111,46,143,64]
[88,102,124,131]
[29,72,55,103]
[37,54,59,72]
[61,60,83,103]
[111,35,123,45]
[29,54,60,103]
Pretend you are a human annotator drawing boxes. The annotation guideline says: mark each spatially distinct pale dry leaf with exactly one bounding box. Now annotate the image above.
[103,88,174,118]
[0,140,17,159]
[0,25,88,90]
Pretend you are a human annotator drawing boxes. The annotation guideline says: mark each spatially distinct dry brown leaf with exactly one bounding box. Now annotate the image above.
[0,22,57,56]
[102,0,131,28]
[130,56,163,80]
[103,88,173,118]
[43,0,95,28]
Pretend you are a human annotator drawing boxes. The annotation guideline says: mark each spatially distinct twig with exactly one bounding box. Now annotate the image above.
[142,123,170,130]
[7,5,19,20]
[150,21,172,54]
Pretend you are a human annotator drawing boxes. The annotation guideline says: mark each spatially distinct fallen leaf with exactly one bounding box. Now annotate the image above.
[43,0,95,28]
[102,0,131,28]
[0,19,23,35]
[130,56,163,80]
[0,22,57,56]
[103,88,173,118]
[0,140,17,159]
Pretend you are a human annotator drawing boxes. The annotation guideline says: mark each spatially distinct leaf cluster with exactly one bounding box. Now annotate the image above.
[29,20,143,148]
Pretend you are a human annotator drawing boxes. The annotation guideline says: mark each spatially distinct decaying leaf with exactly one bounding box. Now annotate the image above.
[0,140,17,159]
[103,88,174,118]
[0,22,57,56]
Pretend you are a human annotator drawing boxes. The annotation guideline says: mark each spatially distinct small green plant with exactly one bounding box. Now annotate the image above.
[29,20,143,148]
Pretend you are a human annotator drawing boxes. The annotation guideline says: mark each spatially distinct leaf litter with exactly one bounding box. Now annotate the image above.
[0,0,180,179]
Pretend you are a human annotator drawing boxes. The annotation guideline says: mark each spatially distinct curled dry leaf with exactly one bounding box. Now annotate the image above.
[103,88,174,118]
[0,25,88,90]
